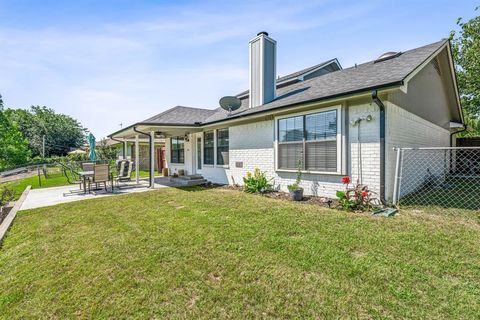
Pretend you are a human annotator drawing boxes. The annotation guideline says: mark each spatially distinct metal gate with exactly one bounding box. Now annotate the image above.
[393,147,480,212]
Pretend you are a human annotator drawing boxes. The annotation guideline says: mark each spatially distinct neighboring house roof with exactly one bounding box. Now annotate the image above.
[142,106,216,125]
[235,58,341,97]
[110,39,453,137]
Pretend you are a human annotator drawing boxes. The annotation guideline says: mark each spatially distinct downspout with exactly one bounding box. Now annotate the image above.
[449,124,467,174]
[110,137,126,158]
[133,126,152,188]
[371,90,386,205]
[450,124,467,147]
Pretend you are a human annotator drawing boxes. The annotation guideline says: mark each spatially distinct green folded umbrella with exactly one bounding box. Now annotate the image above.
[88,133,97,161]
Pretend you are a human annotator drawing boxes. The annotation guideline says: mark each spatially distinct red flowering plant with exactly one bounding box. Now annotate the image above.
[336,176,376,212]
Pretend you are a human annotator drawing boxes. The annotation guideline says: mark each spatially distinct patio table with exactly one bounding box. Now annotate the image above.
[78,171,93,194]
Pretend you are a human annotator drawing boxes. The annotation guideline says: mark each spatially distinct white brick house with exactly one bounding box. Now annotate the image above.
[109,32,464,203]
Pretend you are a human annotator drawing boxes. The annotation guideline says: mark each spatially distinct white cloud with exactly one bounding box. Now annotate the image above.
[0,0,377,138]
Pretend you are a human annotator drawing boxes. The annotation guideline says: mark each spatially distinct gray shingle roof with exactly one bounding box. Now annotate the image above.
[122,39,447,131]
[203,40,447,124]
[142,106,216,125]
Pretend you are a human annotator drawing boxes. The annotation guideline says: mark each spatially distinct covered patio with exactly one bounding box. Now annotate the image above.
[109,122,203,187]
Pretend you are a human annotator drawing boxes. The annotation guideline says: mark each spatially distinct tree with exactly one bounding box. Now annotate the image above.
[0,94,31,169]
[450,7,480,135]
[6,106,86,157]
[97,139,119,161]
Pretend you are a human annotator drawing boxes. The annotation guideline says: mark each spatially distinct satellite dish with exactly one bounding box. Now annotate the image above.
[219,96,241,114]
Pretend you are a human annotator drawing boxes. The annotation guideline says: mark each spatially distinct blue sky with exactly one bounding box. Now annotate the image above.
[0,0,478,138]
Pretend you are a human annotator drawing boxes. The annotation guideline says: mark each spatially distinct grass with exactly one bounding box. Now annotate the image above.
[0,187,479,318]
[400,177,480,211]
[1,169,69,200]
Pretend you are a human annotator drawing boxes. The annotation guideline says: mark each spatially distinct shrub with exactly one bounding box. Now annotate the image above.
[0,186,15,208]
[287,159,303,191]
[243,168,273,193]
[336,176,376,212]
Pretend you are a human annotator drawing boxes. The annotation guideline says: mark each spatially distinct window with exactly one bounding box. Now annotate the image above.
[217,128,229,166]
[278,110,338,172]
[170,136,185,164]
[204,131,214,165]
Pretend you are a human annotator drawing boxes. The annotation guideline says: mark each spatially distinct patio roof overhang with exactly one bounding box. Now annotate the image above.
[109,122,202,140]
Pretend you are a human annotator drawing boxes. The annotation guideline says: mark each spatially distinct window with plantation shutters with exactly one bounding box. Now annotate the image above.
[204,131,214,165]
[216,128,229,166]
[171,137,185,164]
[278,109,338,172]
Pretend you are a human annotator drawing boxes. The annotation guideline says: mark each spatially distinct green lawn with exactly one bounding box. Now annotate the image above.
[1,169,69,200]
[1,187,479,318]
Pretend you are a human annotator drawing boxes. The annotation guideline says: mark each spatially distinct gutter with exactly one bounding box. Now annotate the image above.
[371,90,387,205]
[110,137,126,158]
[450,124,467,147]
[204,81,404,126]
[133,126,153,188]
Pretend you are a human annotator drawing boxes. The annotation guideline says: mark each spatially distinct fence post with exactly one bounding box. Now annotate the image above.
[37,165,42,187]
[393,148,402,205]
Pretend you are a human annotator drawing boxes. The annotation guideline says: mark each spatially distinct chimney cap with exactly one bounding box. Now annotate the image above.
[257,31,269,37]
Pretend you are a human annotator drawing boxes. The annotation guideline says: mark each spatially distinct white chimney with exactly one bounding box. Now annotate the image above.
[249,31,276,108]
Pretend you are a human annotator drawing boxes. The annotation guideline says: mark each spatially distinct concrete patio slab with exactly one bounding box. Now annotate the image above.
[20,177,181,210]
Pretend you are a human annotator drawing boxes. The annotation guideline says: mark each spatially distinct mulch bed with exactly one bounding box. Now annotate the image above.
[0,206,13,226]
[219,184,338,208]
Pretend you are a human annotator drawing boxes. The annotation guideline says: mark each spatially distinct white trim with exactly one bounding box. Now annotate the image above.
[402,41,463,123]
[135,134,139,184]
[445,43,464,123]
[149,131,155,188]
[274,104,343,175]
[403,42,448,85]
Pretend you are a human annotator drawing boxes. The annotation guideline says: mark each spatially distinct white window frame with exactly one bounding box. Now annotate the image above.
[274,104,342,175]
[202,128,230,168]
[216,128,230,168]
[203,130,215,167]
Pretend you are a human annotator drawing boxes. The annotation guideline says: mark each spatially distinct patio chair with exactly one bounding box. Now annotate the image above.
[60,164,84,195]
[114,161,133,188]
[88,164,111,193]
[82,162,94,172]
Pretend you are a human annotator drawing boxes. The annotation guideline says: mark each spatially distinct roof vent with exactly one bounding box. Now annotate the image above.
[374,51,402,63]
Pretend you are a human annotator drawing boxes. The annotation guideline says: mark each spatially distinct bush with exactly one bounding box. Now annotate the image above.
[243,168,273,193]
[336,176,376,212]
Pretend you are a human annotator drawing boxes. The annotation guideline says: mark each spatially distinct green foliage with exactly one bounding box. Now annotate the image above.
[243,167,273,193]
[0,95,31,169]
[97,139,119,161]
[5,106,86,157]
[0,186,15,207]
[337,177,376,212]
[450,7,480,135]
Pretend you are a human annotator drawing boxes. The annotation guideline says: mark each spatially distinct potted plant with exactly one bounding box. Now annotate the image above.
[287,159,303,201]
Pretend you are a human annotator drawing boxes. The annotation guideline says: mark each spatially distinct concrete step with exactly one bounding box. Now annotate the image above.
[169,176,207,186]
[178,174,204,180]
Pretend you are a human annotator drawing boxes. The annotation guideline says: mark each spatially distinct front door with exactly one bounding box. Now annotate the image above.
[195,135,202,174]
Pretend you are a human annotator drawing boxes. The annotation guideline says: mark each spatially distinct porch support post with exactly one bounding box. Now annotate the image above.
[150,131,155,189]
[135,134,139,184]
[123,140,128,159]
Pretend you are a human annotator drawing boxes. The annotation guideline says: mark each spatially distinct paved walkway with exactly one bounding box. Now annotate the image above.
[20,177,179,210]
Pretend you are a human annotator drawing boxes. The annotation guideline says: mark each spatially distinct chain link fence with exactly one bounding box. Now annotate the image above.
[393,147,480,212]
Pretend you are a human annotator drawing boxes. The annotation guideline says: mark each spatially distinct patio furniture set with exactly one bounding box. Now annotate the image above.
[60,160,134,195]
